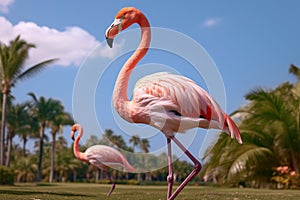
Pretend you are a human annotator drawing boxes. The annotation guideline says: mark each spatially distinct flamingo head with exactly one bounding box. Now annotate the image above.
[71,124,79,141]
[105,7,142,48]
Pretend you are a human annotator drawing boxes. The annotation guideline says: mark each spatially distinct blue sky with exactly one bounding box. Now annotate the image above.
[1,0,300,162]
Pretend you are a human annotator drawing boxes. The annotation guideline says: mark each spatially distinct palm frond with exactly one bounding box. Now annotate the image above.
[12,58,58,85]
[227,145,274,180]
[27,92,38,103]
[289,64,300,80]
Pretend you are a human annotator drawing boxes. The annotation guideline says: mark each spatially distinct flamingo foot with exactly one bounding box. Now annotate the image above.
[167,136,202,200]
[106,172,116,196]
[106,182,116,196]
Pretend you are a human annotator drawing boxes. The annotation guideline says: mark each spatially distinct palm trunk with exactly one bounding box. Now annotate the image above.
[22,135,27,157]
[0,93,7,166]
[5,131,13,167]
[49,132,56,183]
[73,170,77,182]
[37,124,45,182]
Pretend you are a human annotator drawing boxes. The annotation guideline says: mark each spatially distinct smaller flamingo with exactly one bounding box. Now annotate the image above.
[71,123,135,196]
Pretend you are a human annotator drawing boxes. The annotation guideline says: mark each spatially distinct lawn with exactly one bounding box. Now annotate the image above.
[0,183,300,200]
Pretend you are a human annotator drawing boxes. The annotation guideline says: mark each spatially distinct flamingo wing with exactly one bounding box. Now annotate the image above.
[132,72,242,143]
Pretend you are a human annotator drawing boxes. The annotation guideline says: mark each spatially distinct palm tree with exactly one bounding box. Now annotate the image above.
[5,102,30,166]
[86,135,102,146]
[14,155,38,183]
[129,135,140,152]
[100,129,115,146]
[140,138,150,153]
[111,135,127,149]
[48,110,73,183]
[17,114,39,157]
[0,36,56,165]
[28,92,64,182]
[201,67,300,187]
[245,87,299,171]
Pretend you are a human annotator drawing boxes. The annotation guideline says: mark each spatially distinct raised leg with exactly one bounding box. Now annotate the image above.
[168,136,202,200]
[167,138,174,199]
[106,171,116,196]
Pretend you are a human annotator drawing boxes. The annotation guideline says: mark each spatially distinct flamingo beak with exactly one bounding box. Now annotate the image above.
[105,17,123,48]
[71,131,75,141]
[106,37,114,48]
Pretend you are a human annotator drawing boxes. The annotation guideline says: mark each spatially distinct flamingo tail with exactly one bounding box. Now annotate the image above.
[123,159,136,172]
[225,115,243,144]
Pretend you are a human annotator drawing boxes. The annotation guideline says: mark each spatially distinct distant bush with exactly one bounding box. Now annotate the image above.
[0,166,15,185]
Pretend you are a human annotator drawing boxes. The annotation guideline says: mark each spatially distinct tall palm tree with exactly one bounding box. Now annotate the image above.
[48,110,73,183]
[28,92,63,182]
[129,135,140,152]
[0,36,56,165]
[111,135,127,149]
[17,114,39,157]
[140,138,150,153]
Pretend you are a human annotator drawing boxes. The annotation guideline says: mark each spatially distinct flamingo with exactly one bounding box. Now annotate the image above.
[105,7,242,200]
[71,123,135,196]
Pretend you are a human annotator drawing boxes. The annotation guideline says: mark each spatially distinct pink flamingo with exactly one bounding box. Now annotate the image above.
[105,7,242,200]
[71,123,135,196]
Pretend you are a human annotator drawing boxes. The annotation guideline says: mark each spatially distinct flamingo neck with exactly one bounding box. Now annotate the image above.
[73,126,87,162]
[113,12,151,122]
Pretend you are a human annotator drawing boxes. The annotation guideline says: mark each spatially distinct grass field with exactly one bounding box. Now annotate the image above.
[1,183,300,200]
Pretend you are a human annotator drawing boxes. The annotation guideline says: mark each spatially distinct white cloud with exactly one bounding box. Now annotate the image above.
[201,17,222,28]
[0,0,14,13]
[0,16,119,67]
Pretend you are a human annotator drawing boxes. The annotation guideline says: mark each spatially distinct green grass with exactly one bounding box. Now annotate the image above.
[0,183,300,200]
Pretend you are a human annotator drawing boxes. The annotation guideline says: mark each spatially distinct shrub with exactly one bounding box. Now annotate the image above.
[0,166,15,185]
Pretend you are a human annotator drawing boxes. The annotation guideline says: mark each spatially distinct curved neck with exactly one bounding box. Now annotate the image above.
[73,125,87,162]
[113,13,151,121]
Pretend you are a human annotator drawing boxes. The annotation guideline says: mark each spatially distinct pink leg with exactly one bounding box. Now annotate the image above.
[106,171,116,196]
[168,136,202,200]
[167,138,173,199]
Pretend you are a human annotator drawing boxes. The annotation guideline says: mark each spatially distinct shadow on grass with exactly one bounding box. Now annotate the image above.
[0,189,93,197]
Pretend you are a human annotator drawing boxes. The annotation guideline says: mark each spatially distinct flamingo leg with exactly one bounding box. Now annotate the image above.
[168,136,202,200]
[167,138,174,199]
[106,171,116,196]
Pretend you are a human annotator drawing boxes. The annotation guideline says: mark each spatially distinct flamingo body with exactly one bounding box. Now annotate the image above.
[105,7,242,200]
[71,124,135,196]
[84,145,135,172]
[132,72,241,139]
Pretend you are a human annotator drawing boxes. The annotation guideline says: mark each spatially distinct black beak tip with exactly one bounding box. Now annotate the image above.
[71,132,75,141]
[106,37,114,48]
